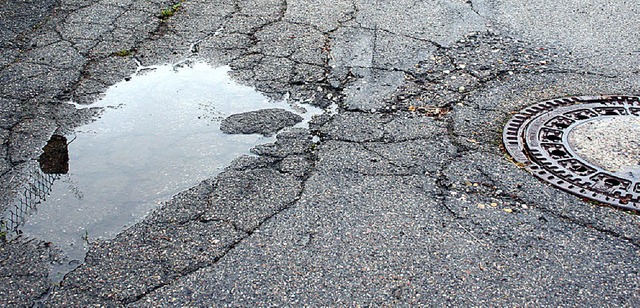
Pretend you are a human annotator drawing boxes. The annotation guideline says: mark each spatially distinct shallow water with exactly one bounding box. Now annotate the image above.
[12,62,322,281]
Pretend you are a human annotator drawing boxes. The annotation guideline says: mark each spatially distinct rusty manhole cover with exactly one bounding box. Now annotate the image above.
[503,95,640,211]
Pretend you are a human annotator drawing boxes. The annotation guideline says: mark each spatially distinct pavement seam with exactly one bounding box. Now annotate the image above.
[465,0,481,16]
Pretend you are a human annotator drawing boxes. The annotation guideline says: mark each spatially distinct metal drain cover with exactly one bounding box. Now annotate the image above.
[503,95,640,211]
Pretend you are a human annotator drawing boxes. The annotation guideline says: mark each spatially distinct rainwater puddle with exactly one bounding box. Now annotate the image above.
[10,62,322,281]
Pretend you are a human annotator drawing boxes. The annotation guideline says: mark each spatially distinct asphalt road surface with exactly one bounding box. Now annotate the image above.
[1,0,639,306]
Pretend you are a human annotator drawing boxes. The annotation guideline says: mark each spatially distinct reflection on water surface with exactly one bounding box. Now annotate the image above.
[5,62,321,281]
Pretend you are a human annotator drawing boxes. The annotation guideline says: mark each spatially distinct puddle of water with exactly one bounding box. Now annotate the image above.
[9,62,322,281]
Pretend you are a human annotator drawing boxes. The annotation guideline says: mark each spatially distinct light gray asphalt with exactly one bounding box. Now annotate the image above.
[1,0,639,306]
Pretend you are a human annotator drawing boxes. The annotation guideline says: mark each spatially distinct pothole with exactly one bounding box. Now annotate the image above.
[503,95,640,211]
[1,61,323,281]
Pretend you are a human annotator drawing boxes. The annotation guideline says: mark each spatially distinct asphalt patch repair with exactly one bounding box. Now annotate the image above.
[504,95,640,211]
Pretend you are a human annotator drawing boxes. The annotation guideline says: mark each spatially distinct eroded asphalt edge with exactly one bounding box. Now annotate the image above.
[0,0,638,306]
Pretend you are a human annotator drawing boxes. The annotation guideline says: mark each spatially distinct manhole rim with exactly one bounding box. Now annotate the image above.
[503,95,640,211]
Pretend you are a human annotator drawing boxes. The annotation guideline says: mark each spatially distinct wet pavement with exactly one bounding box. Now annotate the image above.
[1,0,639,306]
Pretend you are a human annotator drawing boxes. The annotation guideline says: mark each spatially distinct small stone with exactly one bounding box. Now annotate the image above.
[220,108,303,136]
[503,208,513,213]
[477,203,485,209]
[490,202,498,207]
[458,86,466,92]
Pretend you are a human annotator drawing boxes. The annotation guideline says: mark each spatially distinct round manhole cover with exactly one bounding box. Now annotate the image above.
[503,95,640,211]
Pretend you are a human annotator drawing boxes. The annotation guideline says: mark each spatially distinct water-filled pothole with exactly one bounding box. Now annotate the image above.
[5,62,322,281]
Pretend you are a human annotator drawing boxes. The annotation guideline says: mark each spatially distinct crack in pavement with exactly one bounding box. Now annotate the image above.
[42,128,318,305]
[2,0,640,306]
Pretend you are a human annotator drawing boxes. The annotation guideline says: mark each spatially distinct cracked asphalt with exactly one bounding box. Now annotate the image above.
[1,0,639,306]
